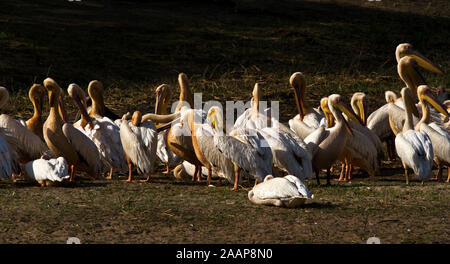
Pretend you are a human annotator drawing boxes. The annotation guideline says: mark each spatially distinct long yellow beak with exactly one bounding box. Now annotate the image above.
[408,50,444,75]
[421,90,449,118]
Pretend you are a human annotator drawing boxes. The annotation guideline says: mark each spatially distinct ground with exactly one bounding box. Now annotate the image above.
[0,0,449,243]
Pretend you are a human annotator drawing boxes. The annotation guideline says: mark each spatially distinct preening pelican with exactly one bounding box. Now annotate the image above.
[43,78,102,181]
[24,156,70,186]
[120,111,158,182]
[392,88,434,184]
[248,175,312,208]
[154,84,182,173]
[0,87,51,163]
[69,83,128,179]
[304,94,359,185]
[414,85,450,181]
[367,43,443,159]
[26,84,46,141]
[288,72,323,139]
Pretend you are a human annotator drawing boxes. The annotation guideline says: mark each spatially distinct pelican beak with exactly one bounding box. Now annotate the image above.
[422,89,449,118]
[156,122,172,133]
[71,90,93,129]
[335,102,357,137]
[155,88,163,115]
[291,76,305,120]
[408,50,444,75]
[58,93,67,123]
[357,99,367,126]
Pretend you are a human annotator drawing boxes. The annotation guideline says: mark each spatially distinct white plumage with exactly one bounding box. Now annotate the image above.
[24,157,70,183]
[248,175,312,208]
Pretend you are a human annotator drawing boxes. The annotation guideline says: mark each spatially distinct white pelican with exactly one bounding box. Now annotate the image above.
[0,87,51,164]
[120,111,158,182]
[42,78,102,181]
[414,85,449,181]
[189,106,237,187]
[154,84,182,173]
[68,83,127,179]
[392,88,434,184]
[337,93,383,181]
[248,175,312,208]
[304,94,360,185]
[367,43,443,158]
[288,72,323,139]
[24,156,70,186]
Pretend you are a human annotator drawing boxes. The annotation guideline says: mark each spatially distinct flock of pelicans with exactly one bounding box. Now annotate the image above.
[0,43,449,207]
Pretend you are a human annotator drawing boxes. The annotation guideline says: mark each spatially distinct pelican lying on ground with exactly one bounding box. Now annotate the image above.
[42,78,102,181]
[120,111,157,182]
[288,72,323,139]
[69,83,127,179]
[304,94,360,185]
[414,85,450,181]
[24,156,70,186]
[391,88,434,184]
[248,175,312,208]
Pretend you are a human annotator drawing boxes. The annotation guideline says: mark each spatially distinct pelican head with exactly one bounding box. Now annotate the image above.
[328,94,359,137]
[251,83,262,111]
[289,72,306,120]
[385,90,398,103]
[68,83,93,129]
[155,84,172,115]
[396,43,444,74]
[350,92,368,126]
[88,80,105,117]
[43,78,67,122]
[176,73,194,112]
[319,97,334,128]
[29,84,46,114]
[207,106,225,134]
[417,85,449,118]
[131,111,142,127]
[0,86,10,109]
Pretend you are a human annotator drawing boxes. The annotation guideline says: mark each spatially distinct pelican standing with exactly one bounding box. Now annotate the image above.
[391,88,434,184]
[304,94,360,185]
[42,78,102,181]
[414,85,450,181]
[120,111,158,182]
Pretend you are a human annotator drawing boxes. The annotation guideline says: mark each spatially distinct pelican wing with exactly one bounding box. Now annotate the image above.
[422,123,450,164]
[24,157,69,182]
[0,114,50,160]
[0,134,14,178]
[303,126,328,156]
[119,121,153,174]
[395,130,433,179]
[62,123,102,176]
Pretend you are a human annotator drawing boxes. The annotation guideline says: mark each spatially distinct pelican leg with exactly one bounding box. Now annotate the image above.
[446,167,449,183]
[326,168,331,186]
[430,164,442,181]
[70,165,76,182]
[162,163,170,174]
[105,168,113,180]
[338,163,346,182]
[196,165,202,182]
[402,162,409,185]
[192,165,199,182]
[126,163,133,182]
[253,177,258,187]
[233,168,240,191]
[143,173,151,182]
[207,167,211,186]
[346,164,353,181]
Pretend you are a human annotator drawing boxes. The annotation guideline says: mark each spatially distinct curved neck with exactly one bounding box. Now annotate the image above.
[176,79,194,112]
[90,94,105,117]
[402,92,414,132]
[415,96,430,130]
